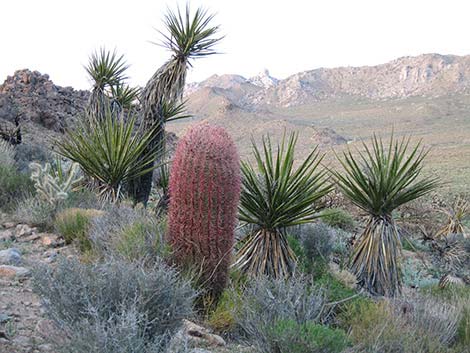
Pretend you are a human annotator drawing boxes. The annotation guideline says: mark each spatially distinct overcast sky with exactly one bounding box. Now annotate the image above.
[2,0,470,89]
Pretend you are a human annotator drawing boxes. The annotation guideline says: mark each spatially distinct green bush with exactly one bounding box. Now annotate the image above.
[288,222,335,277]
[268,319,349,353]
[0,165,34,211]
[316,273,358,303]
[115,220,168,262]
[206,287,241,335]
[55,208,103,252]
[236,276,327,352]
[89,205,167,263]
[321,208,355,231]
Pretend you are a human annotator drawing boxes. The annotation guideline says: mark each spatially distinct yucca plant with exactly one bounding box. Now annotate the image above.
[333,135,440,296]
[128,5,222,205]
[85,48,138,118]
[436,196,469,238]
[56,106,160,203]
[234,132,333,278]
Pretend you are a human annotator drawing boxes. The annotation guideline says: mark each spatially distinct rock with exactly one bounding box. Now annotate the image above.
[167,320,225,352]
[0,265,30,279]
[0,248,21,265]
[15,224,34,238]
[40,233,62,247]
[2,222,16,229]
[18,233,40,242]
[0,69,89,132]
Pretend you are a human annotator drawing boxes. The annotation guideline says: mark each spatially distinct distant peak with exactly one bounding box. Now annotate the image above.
[248,69,279,88]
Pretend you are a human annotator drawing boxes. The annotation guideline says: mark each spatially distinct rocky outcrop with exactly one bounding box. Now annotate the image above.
[0,69,88,132]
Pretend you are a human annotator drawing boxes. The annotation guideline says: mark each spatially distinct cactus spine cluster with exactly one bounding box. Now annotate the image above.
[168,123,241,298]
[29,161,82,205]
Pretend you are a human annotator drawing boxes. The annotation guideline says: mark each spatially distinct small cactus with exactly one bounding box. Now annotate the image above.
[168,123,241,299]
[29,160,82,205]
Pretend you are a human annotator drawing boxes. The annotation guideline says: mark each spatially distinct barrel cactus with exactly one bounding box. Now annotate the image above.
[168,123,241,299]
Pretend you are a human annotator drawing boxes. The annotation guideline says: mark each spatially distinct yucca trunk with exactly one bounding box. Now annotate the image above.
[233,229,297,278]
[350,215,402,296]
[128,59,187,205]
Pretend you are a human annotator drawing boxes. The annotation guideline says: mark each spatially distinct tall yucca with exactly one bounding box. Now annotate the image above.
[85,48,141,121]
[129,5,222,205]
[333,135,440,296]
[234,132,332,278]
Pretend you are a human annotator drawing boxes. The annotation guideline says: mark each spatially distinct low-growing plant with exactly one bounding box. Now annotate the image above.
[206,286,242,336]
[421,284,470,347]
[436,196,469,238]
[267,319,349,353]
[341,293,460,353]
[236,275,326,350]
[54,208,104,252]
[32,257,196,352]
[321,207,356,231]
[0,139,15,167]
[288,222,334,277]
[13,195,55,228]
[89,205,167,262]
[0,165,34,211]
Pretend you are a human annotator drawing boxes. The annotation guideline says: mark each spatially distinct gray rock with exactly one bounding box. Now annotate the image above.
[0,248,21,265]
[0,265,30,279]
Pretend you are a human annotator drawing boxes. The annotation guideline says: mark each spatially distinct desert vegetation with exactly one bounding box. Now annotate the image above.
[0,4,469,353]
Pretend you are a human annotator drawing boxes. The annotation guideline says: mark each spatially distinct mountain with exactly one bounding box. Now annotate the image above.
[186,54,470,108]
[1,54,469,190]
[175,53,470,191]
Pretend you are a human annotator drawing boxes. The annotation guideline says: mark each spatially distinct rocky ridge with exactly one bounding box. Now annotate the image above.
[0,69,88,132]
[187,53,470,107]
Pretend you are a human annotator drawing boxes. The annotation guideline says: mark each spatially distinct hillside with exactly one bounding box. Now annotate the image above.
[1,54,469,191]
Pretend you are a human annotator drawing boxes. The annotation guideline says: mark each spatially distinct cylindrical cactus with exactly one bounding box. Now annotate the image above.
[168,123,241,299]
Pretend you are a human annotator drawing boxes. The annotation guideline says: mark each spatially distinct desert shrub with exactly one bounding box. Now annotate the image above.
[289,222,334,277]
[321,207,355,231]
[422,285,470,347]
[32,257,196,352]
[89,205,167,263]
[341,294,460,353]
[0,165,35,211]
[0,139,15,167]
[206,286,242,336]
[402,257,439,289]
[14,142,52,173]
[13,195,56,229]
[236,275,326,351]
[54,208,103,252]
[267,319,349,353]
[63,188,102,209]
[59,306,168,353]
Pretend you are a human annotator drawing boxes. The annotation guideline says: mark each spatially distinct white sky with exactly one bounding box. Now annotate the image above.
[2,0,470,90]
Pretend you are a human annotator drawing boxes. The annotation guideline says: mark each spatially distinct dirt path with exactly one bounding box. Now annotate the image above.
[0,220,71,353]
